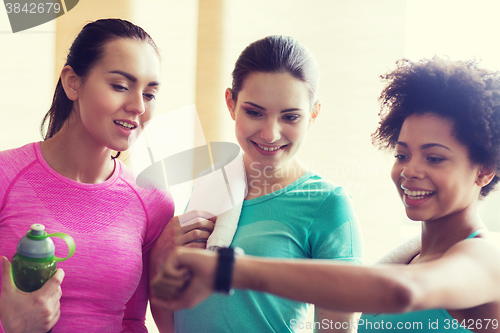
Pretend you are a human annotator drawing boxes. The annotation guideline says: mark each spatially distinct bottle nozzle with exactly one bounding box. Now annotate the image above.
[30,224,46,236]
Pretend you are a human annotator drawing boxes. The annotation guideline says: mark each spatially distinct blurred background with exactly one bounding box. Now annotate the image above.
[2,0,500,331]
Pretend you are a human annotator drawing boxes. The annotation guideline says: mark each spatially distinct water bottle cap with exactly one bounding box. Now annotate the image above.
[30,224,45,235]
[17,224,55,259]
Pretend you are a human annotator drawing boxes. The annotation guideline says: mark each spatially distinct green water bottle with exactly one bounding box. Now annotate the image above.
[11,224,75,332]
[12,224,75,292]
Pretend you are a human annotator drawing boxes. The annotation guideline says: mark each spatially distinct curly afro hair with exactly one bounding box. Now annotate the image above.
[372,57,500,196]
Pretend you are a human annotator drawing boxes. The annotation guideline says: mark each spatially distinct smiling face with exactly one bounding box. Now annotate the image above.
[70,38,160,152]
[226,72,317,175]
[391,113,487,222]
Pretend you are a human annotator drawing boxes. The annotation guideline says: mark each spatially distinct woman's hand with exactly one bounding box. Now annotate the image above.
[150,247,217,310]
[150,210,216,277]
[0,257,64,333]
[175,210,217,248]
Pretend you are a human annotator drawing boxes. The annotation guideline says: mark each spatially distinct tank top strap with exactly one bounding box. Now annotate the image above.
[466,229,486,239]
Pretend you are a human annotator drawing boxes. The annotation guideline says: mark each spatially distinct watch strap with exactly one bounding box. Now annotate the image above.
[214,247,235,294]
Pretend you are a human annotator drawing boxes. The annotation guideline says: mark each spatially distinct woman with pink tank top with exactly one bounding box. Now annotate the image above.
[151,57,500,333]
[0,19,176,332]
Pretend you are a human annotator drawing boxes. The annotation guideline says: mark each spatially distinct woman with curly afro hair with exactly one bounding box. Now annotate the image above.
[150,57,500,333]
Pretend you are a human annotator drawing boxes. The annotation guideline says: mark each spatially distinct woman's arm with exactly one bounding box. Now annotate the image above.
[235,239,500,312]
[151,239,500,313]
[150,248,411,312]
[232,256,414,313]
[397,238,500,310]
[149,211,215,333]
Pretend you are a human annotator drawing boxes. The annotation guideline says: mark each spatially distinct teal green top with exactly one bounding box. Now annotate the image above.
[175,171,363,332]
[359,230,484,333]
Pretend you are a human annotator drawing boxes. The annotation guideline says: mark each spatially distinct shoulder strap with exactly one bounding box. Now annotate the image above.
[467,229,486,239]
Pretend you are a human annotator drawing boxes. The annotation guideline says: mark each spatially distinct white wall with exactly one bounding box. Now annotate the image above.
[0,11,55,150]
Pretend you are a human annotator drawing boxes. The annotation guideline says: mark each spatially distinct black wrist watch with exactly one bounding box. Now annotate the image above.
[214,247,242,294]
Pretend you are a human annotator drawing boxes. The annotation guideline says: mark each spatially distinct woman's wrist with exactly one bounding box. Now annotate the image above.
[231,256,263,291]
[231,256,245,290]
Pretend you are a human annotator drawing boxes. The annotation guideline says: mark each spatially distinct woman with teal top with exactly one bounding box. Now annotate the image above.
[150,57,500,333]
[150,35,363,332]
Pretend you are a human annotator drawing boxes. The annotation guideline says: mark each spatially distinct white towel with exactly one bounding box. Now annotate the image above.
[181,153,247,251]
[375,235,421,265]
